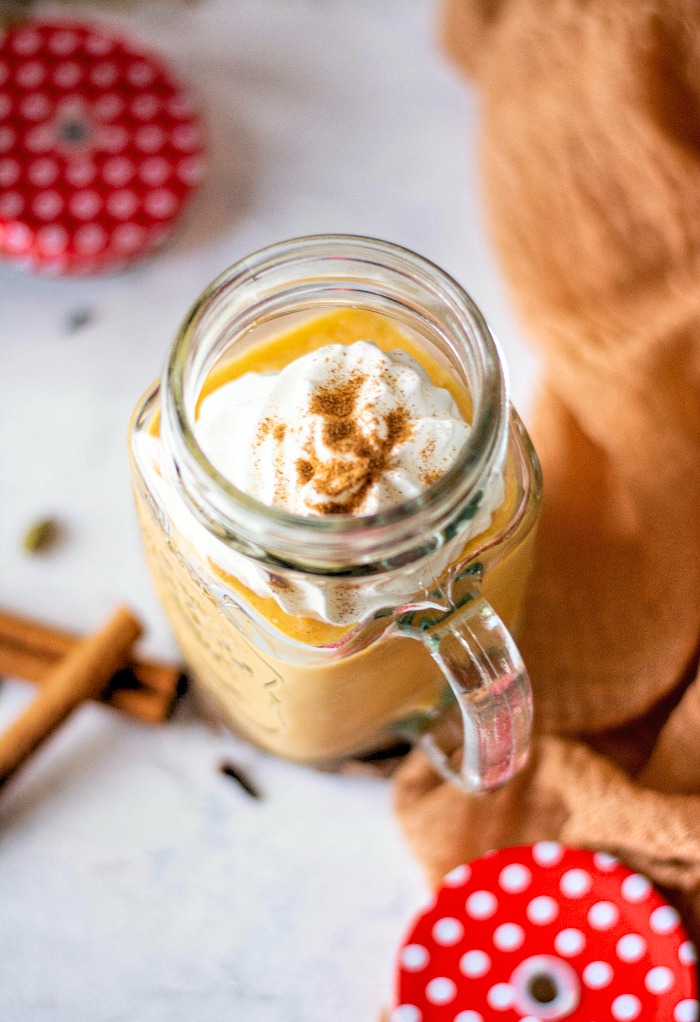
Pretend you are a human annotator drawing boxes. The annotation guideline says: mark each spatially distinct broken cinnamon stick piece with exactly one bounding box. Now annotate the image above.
[109,687,177,725]
[0,643,52,685]
[0,606,178,692]
[0,607,183,722]
[0,608,71,658]
[0,606,142,789]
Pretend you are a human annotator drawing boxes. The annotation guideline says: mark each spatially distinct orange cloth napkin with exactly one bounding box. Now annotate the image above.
[394,0,700,943]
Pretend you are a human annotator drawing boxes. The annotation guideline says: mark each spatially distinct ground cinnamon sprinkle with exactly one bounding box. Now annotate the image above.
[257,417,290,504]
[310,374,365,419]
[258,417,286,443]
[296,459,314,485]
[419,436,440,487]
[297,372,414,515]
[386,408,410,447]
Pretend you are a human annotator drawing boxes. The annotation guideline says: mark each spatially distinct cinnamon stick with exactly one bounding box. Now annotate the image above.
[108,687,175,725]
[0,606,142,789]
[0,607,182,722]
[0,608,70,658]
[0,643,51,685]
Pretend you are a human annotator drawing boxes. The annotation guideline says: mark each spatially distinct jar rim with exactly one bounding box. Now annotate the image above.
[161,234,508,575]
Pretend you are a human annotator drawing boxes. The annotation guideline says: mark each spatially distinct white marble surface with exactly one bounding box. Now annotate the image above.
[0,2,540,1019]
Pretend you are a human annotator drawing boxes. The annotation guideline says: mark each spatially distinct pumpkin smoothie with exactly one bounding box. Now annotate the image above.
[131,308,539,763]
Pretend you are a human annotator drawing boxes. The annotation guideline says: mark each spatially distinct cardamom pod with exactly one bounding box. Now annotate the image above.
[21,518,61,555]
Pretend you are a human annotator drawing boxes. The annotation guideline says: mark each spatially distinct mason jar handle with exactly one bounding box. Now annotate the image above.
[399,591,533,793]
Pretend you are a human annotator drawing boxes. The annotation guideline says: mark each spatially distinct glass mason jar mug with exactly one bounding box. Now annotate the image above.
[129,236,541,792]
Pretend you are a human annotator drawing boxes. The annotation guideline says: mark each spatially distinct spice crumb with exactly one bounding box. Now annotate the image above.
[268,574,293,592]
[65,308,94,334]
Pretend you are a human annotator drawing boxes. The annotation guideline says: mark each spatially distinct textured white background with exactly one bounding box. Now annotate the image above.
[0,2,540,1019]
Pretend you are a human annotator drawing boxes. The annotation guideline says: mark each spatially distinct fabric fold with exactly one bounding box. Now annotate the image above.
[394,0,700,948]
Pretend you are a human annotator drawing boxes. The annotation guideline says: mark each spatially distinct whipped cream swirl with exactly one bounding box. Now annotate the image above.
[195,341,470,517]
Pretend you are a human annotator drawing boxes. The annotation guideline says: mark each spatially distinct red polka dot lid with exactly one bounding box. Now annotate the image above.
[0,19,205,274]
[393,845,698,1022]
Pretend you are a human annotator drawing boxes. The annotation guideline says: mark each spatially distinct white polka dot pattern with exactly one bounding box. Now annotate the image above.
[432,917,463,946]
[27,156,58,186]
[394,846,697,1022]
[0,191,23,216]
[102,156,134,187]
[526,895,559,925]
[0,18,205,274]
[621,874,651,903]
[679,941,698,966]
[617,933,647,963]
[560,868,593,898]
[532,841,564,866]
[493,923,525,952]
[588,900,620,930]
[64,161,95,188]
[612,993,641,1020]
[554,927,586,957]
[593,852,619,871]
[646,966,675,994]
[400,945,429,972]
[498,863,531,893]
[140,156,170,186]
[443,864,470,887]
[650,906,681,934]
[675,999,700,1021]
[73,223,105,256]
[465,890,497,919]
[459,949,491,978]
[36,223,67,253]
[583,960,614,988]
[486,982,514,1010]
[391,1006,421,1022]
[106,189,138,220]
[69,190,101,219]
[32,189,62,219]
[425,977,456,1005]
[0,157,20,186]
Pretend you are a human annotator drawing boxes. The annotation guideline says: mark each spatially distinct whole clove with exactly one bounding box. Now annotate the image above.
[219,760,262,800]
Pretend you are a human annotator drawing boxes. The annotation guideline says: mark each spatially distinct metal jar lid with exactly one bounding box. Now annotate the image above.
[393,844,698,1021]
[0,19,205,274]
